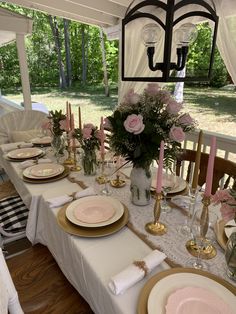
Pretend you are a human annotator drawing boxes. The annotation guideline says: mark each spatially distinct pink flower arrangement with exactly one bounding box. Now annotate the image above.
[106,83,196,168]
[73,123,100,151]
[212,189,236,222]
[42,110,67,137]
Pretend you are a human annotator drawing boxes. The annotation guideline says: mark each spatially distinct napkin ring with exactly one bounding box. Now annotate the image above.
[133,260,149,276]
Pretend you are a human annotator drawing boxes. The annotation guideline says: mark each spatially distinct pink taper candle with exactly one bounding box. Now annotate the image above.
[71,113,75,147]
[100,116,105,156]
[204,136,216,197]
[66,101,70,131]
[156,140,164,194]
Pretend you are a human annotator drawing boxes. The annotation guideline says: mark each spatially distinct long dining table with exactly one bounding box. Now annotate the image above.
[0,143,235,314]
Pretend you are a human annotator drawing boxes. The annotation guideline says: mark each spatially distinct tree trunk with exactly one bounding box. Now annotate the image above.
[81,24,87,85]
[48,15,67,89]
[63,19,72,88]
[99,28,110,97]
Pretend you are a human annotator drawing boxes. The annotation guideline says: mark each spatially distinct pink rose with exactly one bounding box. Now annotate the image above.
[145,83,160,96]
[59,119,68,131]
[82,127,92,139]
[157,90,171,104]
[169,126,185,142]
[166,100,183,114]
[178,113,194,126]
[83,123,94,129]
[124,114,145,135]
[220,203,236,222]
[123,89,140,104]
[211,190,233,204]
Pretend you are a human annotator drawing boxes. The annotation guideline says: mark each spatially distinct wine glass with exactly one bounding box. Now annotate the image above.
[186,209,209,270]
[161,169,175,214]
[225,232,236,281]
[100,158,114,196]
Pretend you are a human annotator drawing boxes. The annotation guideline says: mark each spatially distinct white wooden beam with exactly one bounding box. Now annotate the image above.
[16,34,32,109]
[0,15,32,34]
[66,0,126,18]
[8,0,119,26]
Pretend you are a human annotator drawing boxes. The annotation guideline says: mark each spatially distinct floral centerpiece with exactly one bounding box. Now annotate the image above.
[42,110,67,159]
[106,83,195,205]
[212,188,236,222]
[73,123,101,175]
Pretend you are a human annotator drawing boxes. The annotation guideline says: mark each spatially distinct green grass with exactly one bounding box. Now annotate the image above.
[3,84,236,137]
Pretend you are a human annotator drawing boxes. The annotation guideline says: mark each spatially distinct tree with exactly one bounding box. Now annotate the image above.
[48,15,67,89]
[99,28,109,96]
[63,18,72,87]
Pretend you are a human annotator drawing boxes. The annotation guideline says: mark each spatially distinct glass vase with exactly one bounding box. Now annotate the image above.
[225,232,236,281]
[130,166,152,206]
[51,135,65,163]
[82,148,97,176]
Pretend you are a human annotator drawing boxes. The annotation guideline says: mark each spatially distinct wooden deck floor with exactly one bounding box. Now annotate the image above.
[6,244,94,314]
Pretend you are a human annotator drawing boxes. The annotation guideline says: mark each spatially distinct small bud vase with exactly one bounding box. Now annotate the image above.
[82,148,97,176]
[130,166,152,206]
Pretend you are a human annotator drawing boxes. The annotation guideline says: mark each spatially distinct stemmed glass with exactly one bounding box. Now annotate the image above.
[100,158,114,196]
[161,169,175,214]
[186,210,209,270]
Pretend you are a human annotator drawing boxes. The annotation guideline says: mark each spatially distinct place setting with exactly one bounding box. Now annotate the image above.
[57,195,129,237]
[5,147,45,162]
[21,162,70,183]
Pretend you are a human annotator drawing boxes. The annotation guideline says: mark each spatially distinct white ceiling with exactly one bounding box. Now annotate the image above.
[6,0,133,28]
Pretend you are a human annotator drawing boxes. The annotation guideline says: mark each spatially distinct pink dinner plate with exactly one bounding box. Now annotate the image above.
[7,147,43,159]
[24,163,64,179]
[31,136,52,145]
[165,286,234,314]
[66,196,124,228]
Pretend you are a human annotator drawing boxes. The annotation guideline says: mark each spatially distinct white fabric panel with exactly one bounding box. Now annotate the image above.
[0,248,23,314]
[0,110,47,144]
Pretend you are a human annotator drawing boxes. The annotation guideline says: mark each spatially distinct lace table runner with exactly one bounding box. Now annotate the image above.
[72,172,235,287]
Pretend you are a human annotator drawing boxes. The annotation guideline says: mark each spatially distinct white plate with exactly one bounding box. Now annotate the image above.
[224,219,236,238]
[23,163,64,179]
[151,175,187,194]
[7,147,43,159]
[165,286,234,314]
[147,273,236,314]
[66,196,124,228]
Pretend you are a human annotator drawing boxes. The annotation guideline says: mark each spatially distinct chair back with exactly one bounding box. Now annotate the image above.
[176,149,236,194]
[0,110,48,144]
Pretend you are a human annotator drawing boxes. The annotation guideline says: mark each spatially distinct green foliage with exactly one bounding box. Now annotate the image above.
[48,109,66,136]
[0,3,119,90]
[187,23,229,87]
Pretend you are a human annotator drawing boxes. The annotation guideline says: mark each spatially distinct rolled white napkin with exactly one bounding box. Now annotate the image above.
[19,158,52,169]
[3,142,33,152]
[47,186,96,208]
[108,250,166,295]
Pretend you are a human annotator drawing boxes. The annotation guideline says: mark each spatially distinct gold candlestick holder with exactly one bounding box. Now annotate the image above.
[110,173,126,188]
[96,154,107,184]
[145,193,167,235]
[63,134,74,166]
[70,147,81,172]
[186,195,217,260]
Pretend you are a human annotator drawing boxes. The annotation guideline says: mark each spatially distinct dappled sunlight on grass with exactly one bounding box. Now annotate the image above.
[3,85,236,136]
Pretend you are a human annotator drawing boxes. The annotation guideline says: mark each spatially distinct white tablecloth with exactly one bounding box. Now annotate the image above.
[0,143,169,314]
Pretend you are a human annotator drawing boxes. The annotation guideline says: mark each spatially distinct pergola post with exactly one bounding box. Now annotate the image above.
[16,33,32,109]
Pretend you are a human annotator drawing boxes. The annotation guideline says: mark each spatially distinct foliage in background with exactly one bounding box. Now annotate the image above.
[187,23,229,88]
[0,3,119,90]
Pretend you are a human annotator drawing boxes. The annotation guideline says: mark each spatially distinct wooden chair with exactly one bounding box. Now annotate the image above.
[176,149,236,194]
[6,244,94,314]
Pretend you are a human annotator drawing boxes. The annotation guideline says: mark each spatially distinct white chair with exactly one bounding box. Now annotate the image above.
[0,109,48,145]
[0,247,24,314]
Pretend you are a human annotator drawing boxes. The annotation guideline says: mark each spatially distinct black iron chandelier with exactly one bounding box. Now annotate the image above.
[121,0,219,82]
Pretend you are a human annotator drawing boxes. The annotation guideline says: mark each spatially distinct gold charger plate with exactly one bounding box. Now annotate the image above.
[214,219,228,250]
[137,268,236,314]
[57,203,129,237]
[22,167,69,184]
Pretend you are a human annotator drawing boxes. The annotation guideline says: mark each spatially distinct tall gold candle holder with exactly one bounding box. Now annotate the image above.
[145,193,167,235]
[63,134,74,166]
[70,146,81,171]
[186,195,217,259]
